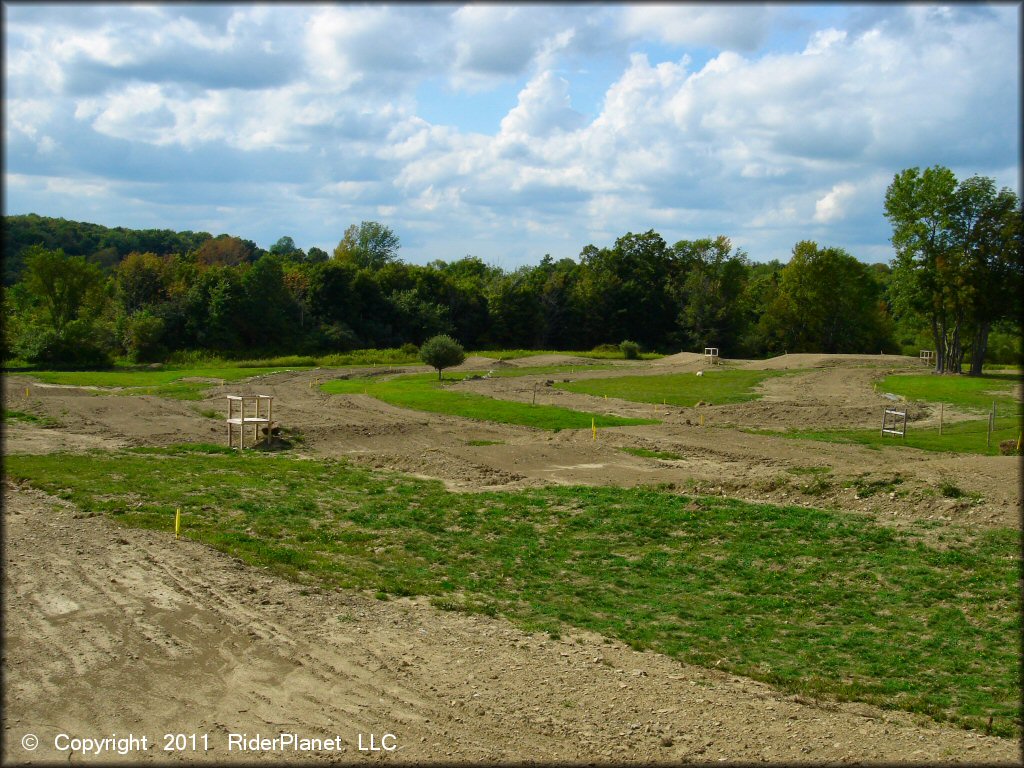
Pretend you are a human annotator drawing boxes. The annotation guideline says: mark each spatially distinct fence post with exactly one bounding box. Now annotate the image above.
[939,402,943,435]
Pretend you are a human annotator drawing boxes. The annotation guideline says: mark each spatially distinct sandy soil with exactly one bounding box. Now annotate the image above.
[3,353,1021,763]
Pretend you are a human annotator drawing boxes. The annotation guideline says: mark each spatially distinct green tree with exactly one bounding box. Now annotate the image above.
[672,236,751,352]
[115,251,168,314]
[419,334,466,380]
[885,166,1022,374]
[333,221,400,269]
[21,245,107,335]
[759,241,891,354]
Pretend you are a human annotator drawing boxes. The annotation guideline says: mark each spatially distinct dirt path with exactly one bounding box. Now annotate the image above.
[3,484,1017,764]
[4,358,1019,532]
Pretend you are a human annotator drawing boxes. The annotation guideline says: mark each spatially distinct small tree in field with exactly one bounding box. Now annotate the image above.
[420,334,465,380]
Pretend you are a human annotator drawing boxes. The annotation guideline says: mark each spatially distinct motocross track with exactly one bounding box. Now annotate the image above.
[2,354,1021,764]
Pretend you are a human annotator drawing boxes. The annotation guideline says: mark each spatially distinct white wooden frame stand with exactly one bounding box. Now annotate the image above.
[227,395,273,450]
[704,347,720,365]
[881,408,907,439]
[919,350,935,365]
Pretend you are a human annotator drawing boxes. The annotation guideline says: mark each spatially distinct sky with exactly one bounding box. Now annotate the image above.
[3,3,1020,269]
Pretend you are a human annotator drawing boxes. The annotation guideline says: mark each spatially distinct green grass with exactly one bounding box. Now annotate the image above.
[2,409,57,427]
[620,446,684,461]
[321,370,655,430]
[5,446,1019,737]
[752,416,1021,457]
[556,369,789,407]
[878,373,1022,414]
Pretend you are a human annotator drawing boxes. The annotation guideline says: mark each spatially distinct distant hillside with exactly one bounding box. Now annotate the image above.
[2,214,220,285]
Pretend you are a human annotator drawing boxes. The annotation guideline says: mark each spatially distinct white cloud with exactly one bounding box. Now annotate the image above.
[2,3,1019,265]
[813,182,857,223]
[621,5,773,51]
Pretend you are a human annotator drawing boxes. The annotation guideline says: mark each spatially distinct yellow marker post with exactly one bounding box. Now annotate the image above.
[699,413,704,427]
[592,417,596,441]
[1017,431,1022,452]
[175,507,181,539]
[25,387,30,397]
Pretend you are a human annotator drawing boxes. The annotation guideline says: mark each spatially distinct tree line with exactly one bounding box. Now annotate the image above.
[3,166,1020,372]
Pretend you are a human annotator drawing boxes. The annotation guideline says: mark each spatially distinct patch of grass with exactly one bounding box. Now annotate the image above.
[6,447,1019,737]
[786,465,831,476]
[321,371,655,431]
[878,373,1021,414]
[844,473,904,499]
[466,439,504,446]
[2,409,57,427]
[756,415,1021,457]
[620,446,684,461]
[556,369,789,407]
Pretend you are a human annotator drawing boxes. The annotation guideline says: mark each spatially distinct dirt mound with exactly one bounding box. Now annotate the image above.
[745,353,922,370]
[652,352,706,366]
[453,355,500,369]
[505,354,597,367]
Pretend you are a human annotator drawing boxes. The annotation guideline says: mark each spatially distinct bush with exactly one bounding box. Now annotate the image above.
[419,334,466,380]
[124,311,166,363]
[400,342,419,357]
[620,340,641,360]
[591,343,620,354]
[16,321,113,369]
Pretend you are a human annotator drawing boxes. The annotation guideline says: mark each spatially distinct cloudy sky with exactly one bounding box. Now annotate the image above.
[3,3,1020,268]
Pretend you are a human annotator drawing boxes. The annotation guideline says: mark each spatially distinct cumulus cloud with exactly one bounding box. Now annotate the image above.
[2,3,1019,265]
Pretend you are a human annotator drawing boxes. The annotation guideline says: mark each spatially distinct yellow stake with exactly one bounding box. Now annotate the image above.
[25,387,30,397]
[699,413,704,427]
[592,418,596,441]
[175,507,181,538]
[1017,431,1022,452]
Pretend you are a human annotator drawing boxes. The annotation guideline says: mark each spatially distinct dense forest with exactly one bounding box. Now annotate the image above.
[3,166,1020,371]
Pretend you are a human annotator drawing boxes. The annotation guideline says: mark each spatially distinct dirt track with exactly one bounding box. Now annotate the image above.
[2,354,1021,763]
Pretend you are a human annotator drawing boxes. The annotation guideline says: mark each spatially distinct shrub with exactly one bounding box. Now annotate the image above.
[16,321,113,369]
[124,311,167,363]
[419,334,466,380]
[400,342,419,357]
[620,340,641,360]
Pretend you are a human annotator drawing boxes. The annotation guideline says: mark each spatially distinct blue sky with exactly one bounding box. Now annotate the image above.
[3,3,1019,268]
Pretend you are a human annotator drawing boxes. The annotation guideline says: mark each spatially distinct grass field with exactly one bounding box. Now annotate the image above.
[5,445,1019,737]
[322,368,656,430]
[878,373,1022,414]
[555,369,789,407]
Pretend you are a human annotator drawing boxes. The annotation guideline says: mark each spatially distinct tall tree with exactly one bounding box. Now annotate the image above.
[333,221,401,270]
[759,241,890,354]
[885,166,1021,374]
[20,245,107,335]
[672,236,751,352]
